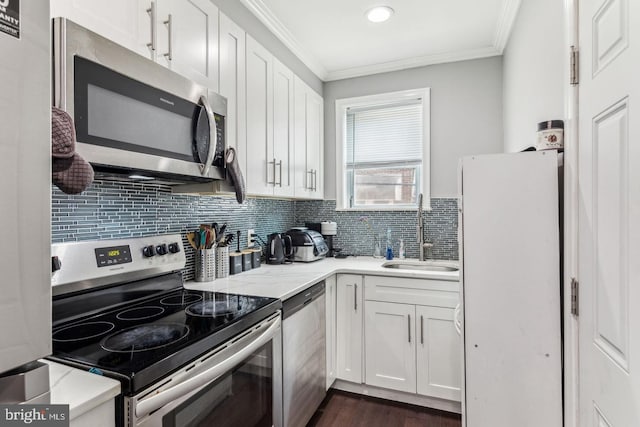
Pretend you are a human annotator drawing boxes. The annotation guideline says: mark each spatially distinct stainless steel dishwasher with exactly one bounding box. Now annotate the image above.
[282,281,326,427]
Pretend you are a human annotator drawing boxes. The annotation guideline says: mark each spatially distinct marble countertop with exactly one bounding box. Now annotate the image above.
[42,360,120,420]
[184,257,459,300]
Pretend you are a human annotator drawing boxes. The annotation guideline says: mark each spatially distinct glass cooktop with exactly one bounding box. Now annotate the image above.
[50,285,280,395]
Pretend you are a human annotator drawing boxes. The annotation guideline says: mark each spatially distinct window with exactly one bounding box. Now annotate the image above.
[336,88,430,210]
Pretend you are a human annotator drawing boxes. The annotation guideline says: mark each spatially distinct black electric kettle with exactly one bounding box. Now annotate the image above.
[267,233,293,264]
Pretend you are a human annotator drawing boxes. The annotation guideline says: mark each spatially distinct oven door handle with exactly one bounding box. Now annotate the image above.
[135,318,279,419]
[199,94,218,177]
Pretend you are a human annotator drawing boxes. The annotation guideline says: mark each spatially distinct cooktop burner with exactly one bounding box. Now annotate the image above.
[101,323,190,353]
[53,321,115,343]
[50,281,281,395]
[116,306,165,321]
[160,292,203,306]
[186,300,234,317]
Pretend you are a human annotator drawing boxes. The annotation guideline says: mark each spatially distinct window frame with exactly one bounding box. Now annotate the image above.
[335,88,431,211]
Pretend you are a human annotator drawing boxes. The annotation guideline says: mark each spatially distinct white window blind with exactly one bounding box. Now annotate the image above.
[345,100,423,207]
[346,101,423,166]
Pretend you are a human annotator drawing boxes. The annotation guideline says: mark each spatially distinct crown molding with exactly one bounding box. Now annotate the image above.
[240,0,518,82]
[493,0,522,53]
[324,46,502,81]
[239,0,328,80]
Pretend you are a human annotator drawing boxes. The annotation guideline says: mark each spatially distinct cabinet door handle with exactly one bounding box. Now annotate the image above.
[420,315,424,344]
[312,169,317,191]
[146,2,156,52]
[408,314,411,343]
[277,160,283,187]
[163,14,172,61]
[353,284,357,311]
[267,159,276,185]
[307,169,313,190]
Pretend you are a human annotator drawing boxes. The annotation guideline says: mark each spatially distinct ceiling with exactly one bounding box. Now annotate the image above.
[240,0,521,81]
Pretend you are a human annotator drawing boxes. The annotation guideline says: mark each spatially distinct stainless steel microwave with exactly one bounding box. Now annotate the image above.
[53,18,226,183]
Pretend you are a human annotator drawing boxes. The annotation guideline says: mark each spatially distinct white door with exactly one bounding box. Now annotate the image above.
[335,274,363,383]
[416,305,461,401]
[325,275,337,390]
[219,13,246,180]
[293,77,324,199]
[272,59,295,197]
[364,301,416,393]
[306,89,324,198]
[578,0,640,425]
[156,0,218,91]
[245,35,274,196]
[50,0,151,58]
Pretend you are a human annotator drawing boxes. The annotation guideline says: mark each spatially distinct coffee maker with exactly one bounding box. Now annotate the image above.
[305,221,340,257]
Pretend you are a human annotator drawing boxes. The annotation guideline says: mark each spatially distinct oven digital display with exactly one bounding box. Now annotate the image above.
[95,245,132,267]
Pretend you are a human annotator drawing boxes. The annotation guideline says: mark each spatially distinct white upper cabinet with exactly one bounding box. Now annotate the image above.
[52,0,219,91]
[245,36,295,197]
[245,35,274,196]
[51,0,152,58]
[294,77,324,199]
[272,59,295,197]
[218,12,246,185]
[154,0,219,92]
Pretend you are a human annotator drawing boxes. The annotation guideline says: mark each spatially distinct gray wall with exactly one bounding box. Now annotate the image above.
[211,0,322,94]
[503,0,564,152]
[322,56,504,199]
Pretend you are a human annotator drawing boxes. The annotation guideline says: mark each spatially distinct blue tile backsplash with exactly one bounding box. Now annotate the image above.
[52,180,458,280]
[293,199,458,260]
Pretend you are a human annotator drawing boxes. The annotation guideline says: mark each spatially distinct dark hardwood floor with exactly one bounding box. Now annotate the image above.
[307,390,462,427]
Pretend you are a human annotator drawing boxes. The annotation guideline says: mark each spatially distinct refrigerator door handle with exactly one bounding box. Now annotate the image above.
[454,303,462,336]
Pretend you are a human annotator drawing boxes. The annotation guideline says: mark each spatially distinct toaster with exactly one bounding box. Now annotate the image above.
[284,228,329,262]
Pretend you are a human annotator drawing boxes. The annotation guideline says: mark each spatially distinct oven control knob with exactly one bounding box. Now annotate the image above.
[168,243,181,254]
[142,245,155,257]
[156,244,168,256]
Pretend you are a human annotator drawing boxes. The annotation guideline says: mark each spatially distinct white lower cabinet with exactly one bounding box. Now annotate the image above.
[364,301,416,393]
[335,274,363,383]
[331,274,462,404]
[416,305,462,401]
[325,275,337,390]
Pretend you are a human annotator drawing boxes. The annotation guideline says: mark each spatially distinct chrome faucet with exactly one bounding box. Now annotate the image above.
[416,193,433,261]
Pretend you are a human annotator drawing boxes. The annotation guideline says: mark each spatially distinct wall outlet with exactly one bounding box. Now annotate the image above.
[247,229,255,248]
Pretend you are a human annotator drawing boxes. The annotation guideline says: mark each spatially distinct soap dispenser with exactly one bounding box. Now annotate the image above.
[385,228,394,260]
[398,238,405,259]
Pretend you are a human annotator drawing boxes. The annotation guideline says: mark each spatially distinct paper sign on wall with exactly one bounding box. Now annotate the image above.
[0,0,20,39]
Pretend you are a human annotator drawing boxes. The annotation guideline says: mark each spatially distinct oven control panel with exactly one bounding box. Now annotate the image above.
[95,245,133,267]
[51,234,186,296]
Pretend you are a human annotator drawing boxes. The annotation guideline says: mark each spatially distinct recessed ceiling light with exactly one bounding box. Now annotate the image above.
[366,6,394,23]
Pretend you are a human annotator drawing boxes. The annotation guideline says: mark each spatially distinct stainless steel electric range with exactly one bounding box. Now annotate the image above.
[49,235,283,427]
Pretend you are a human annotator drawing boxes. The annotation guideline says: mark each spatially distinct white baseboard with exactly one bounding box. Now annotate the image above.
[331,379,462,414]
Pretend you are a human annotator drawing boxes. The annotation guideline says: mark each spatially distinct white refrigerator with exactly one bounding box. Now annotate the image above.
[459,151,562,427]
[0,0,51,379]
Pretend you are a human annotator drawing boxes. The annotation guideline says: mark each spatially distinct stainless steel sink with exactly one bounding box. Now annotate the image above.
[382,261,459,272]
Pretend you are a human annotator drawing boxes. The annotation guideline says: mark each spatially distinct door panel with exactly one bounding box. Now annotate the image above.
[579,0,639,425]
[272,59,294,197]
[364,301,416,393]
[158,0,218,91]
[245,35,273,196]
[336,275,362,383]
[416,305,461,401]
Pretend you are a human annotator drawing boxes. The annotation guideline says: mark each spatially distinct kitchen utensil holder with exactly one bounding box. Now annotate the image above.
[195,248,216,282]
[216,246,230,278]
